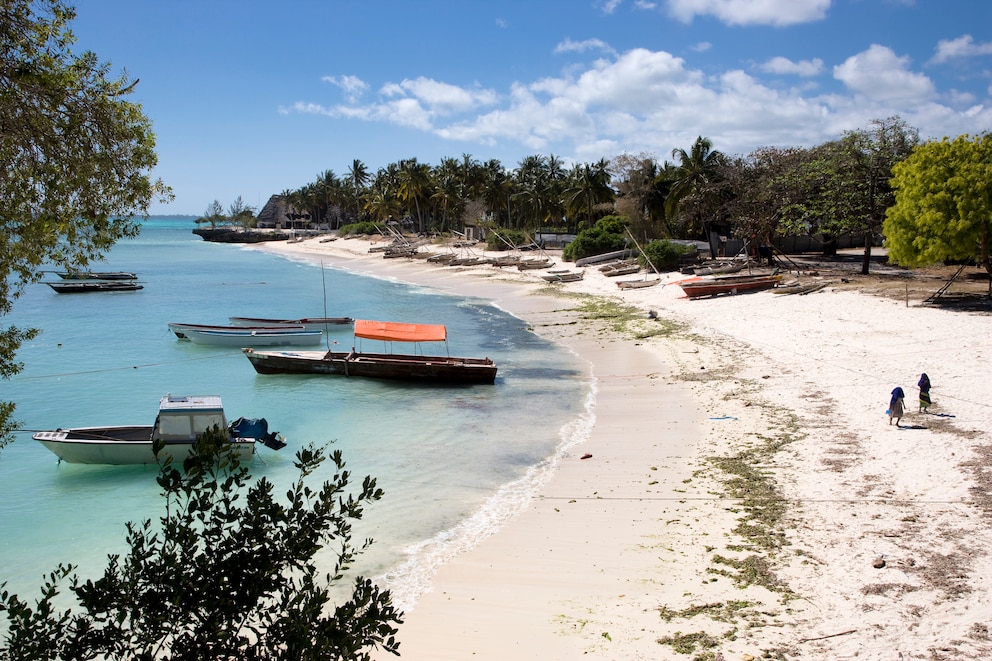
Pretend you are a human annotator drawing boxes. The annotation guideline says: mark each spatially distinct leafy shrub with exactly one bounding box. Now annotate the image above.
[642,239,695,272]
[486,228,529,251]
[339,221,385,236]
[562,215,629,261]
[0,429,402,660]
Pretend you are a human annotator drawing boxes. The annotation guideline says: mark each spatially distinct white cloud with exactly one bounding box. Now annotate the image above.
[931,35,992,64]
[555,38,616,55]
[760,56,824,77]
[321,75,369,104]
[666,0,830,26]
[599,0,623,14]
[690,41,712,53]
[290,41,989,165]
[834,44,934,103]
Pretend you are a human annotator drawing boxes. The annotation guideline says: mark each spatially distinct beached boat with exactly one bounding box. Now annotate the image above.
[617,277,662,290]
[679,274,782,298]
[603,264,641,277]
[181,326,324,347]
[48,281,143,293]
[540,270,585,283]
[517,258,553,270]
[32,394,286,465]
[227,316,354,331]
[56,270,138,280]
[169,322,307,340]
[691,262,746,276]
[242,319,498,384]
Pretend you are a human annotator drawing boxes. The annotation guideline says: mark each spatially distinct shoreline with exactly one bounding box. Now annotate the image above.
[254,236,992,659]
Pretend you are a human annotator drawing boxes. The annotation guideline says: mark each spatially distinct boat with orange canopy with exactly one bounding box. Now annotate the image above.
[241,319,498,384]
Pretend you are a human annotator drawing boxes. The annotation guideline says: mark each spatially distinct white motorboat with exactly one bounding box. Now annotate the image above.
[32,394,286,465]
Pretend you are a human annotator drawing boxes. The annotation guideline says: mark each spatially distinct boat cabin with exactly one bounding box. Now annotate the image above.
[151,395,228,442]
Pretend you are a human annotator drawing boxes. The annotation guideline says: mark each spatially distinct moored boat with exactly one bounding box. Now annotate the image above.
[168,322,307,340]
[227,316,354,331]
[56,270,138,280]
[242,319,497,384]
[182,327,323,347]
[48,281,143,293]
[32,394,285,465]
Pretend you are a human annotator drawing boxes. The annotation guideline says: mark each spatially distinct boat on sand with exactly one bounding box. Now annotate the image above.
[242,319,498,384]
[679,274,782,298]
[32,394,286,465]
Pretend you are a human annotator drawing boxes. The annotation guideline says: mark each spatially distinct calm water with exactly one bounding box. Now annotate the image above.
[0,218,591,610]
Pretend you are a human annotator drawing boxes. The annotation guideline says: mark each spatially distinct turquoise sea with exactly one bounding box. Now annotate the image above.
[0,218,591,610]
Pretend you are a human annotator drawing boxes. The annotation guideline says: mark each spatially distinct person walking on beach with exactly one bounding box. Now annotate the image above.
[889,387,906,426]
[918,373,932,413]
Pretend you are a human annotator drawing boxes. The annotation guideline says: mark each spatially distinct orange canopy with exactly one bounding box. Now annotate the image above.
[354,319,447,343]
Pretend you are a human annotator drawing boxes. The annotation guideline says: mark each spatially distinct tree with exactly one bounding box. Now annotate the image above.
[228,196,257,230]
[666,136,727,240]
[0,429,403,659]
[885,133,992,293]
[1,0,172,449]
[824,117,919,274]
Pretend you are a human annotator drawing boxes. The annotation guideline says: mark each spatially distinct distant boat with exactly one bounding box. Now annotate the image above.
[517,257,553,270]
[32,394,285,465]
[181,327,324,347]
[540,270,584,283]
[242,319,498,384]
[617,277,662,290]
[48,281,143,293]
[679,274,782,299]
[168,322,307,340]
[228,316,354,331]
[55,271,138,280]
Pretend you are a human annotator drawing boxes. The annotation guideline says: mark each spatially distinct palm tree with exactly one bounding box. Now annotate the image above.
[345,159,370,223]
[564,158,615,230]
[667,136,726,238]
[397,158,432,233]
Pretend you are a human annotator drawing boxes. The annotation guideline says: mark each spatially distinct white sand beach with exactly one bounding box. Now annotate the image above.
[257,236,992,660]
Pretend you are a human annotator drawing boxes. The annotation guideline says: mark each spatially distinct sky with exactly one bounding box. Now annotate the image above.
[68,0,992,216]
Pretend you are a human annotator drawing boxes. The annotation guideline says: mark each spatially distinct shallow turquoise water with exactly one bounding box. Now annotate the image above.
[0,218,591,609]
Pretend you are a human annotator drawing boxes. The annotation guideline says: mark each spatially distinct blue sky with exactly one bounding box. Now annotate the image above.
[70,0,991,216]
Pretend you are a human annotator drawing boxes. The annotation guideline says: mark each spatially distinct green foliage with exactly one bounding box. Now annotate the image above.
[0,429,403,660]
[641,239,693,272]
[885,133,992,277]
[339,222,385,237]
[1,0,171,448]
[486,229,528,251]
[562,215,629,261]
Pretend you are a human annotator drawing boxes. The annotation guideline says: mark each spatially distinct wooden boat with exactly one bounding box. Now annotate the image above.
[617,277,662,290]
[32,394,286,465]
[603,264,641,277]
[489,255,522,267]
[679,274,782,298]
[692,262,746,276]
[181,327,324,347]
[48,281,143,293]
[169,321,306,340]
[228,316,354,330]
[517,258,553,270]
[540,270,584,283]
[242,319,498,385]
[56,270,138,280]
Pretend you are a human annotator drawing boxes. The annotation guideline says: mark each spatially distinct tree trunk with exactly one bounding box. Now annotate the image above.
[862,233,872,275]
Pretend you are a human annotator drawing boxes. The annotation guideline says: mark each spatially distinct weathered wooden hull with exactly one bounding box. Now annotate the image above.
[243,349,498,384]
[680,275,781,298]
